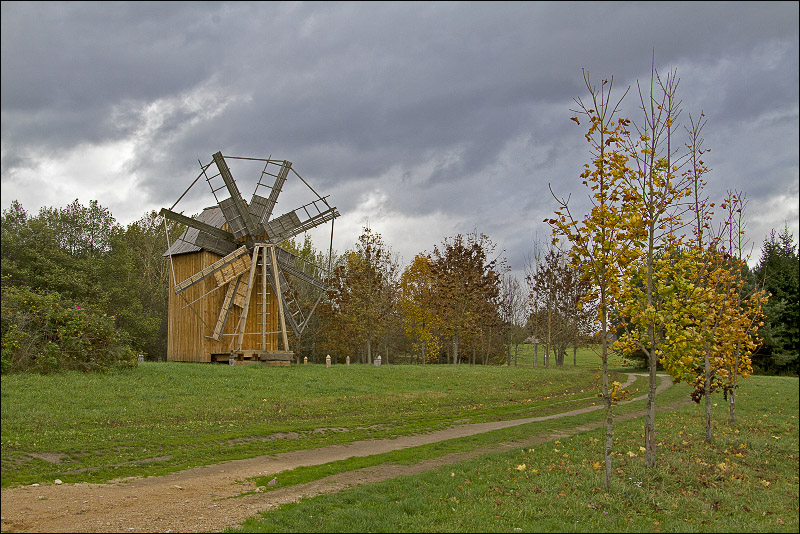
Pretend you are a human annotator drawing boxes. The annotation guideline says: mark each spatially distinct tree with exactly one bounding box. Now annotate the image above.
[526,249,592,367]
[324,227,399,364]
[548,70,643,488]
[0,199,169,369]
[499,273,527,366]
[429,232,504,365]
[399,254,442,364]
[753,227,799,375]
[614,64,694,467]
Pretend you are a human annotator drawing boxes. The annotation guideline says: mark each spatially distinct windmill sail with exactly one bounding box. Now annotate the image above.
[250,160,292,227]
[212,151,262,239]
[266,198,339,243]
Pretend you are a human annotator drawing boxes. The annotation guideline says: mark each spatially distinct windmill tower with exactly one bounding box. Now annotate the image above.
[161,151,338,365]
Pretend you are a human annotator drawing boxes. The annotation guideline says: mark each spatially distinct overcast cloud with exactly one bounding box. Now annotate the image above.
[2,1,798,278]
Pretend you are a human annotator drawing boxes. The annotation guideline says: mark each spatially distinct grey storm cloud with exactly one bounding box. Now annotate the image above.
[2,1,798,274]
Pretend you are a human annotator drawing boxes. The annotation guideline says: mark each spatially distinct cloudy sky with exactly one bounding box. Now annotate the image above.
[2,1,798,279]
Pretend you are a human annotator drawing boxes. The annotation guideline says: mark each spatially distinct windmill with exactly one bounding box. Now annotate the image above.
[161,151,338,365]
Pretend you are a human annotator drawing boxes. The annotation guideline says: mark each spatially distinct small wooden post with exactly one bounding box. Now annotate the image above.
[326,354,331,368]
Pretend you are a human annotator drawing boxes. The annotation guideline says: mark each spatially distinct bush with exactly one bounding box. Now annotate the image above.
[1,285,137,374]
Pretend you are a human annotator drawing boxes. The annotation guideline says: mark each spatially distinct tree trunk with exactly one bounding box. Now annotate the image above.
[573,344,577,366]
[366,337,372,365]
[730,342,739,424]
[601,318,613,490]
[532,342,538,368]
[452,331,459,365]
[705,342,713,443]
[645,324,657,468]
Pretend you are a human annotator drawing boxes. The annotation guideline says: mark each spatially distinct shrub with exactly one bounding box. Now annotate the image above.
[1,285,137,374]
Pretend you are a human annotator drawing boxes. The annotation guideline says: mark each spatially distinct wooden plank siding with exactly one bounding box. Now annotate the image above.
[167,249,280,362]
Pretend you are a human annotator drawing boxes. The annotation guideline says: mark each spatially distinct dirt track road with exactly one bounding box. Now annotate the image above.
[0,374,686,533]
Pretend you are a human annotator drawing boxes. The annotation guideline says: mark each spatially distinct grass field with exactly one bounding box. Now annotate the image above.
[1,345,614,488]
[2,344,797,532]
[231,374,799,533]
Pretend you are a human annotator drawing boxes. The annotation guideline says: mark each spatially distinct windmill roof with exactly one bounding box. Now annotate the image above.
[162,206,227,257]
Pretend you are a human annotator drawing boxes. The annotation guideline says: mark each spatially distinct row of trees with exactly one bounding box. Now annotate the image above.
[1,200,182,371]
[308,228,509,366]
[547,62,797,487]
[1,196,795,377]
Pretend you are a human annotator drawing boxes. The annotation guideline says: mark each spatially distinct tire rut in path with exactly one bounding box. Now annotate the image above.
[0,374,685,533]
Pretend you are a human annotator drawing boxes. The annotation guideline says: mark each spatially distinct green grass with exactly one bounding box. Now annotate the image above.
[1,348,616,488]
[230,375,799,532]
[245,374,659,493]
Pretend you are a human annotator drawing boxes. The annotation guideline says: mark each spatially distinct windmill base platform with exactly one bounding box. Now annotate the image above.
[211,351,294,366]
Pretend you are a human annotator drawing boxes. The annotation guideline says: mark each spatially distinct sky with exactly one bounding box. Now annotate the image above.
[2,1,798,281]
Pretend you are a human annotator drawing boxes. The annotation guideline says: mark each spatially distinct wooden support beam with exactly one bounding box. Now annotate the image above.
[269,245,290,352]
[174,246,249,294]
[235,246,261,352]
[261,246,268,351]
[212,276,241,340]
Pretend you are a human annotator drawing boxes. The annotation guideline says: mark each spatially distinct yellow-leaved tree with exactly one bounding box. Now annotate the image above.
[548,70,644,489]
[399,254,442,364]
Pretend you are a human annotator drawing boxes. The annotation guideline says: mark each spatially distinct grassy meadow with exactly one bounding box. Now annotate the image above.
[232,374,799,533]
[2,344,797,532]
[2,345,613,488]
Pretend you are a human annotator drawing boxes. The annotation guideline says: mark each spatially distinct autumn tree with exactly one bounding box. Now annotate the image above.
[526,249,592,367]
[499,273,527,366]
[399,254,442,364]
[720,190,767,423]
[324,227,399,364]
[548,70,643,488]
[647,135,768,442]
[614,64,694,467]
[429,232,505,365]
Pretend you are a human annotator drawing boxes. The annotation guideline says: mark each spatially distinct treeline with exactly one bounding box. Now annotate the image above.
[306,228,511,366]
[1,198,796,375]
[1,200,180,372]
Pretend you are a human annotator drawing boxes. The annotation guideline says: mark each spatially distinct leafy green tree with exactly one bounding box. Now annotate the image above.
[1,200,178,362]
[279,234,333,363]
[752,227,799,375]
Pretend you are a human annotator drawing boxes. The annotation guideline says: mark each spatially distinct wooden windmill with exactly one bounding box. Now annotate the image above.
[161,151,338,365]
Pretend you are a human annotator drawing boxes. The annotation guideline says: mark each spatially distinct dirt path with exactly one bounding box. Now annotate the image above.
[0,374,686,533]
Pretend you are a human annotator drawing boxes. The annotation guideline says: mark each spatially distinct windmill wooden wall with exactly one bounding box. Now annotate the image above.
[166,247,280,362]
